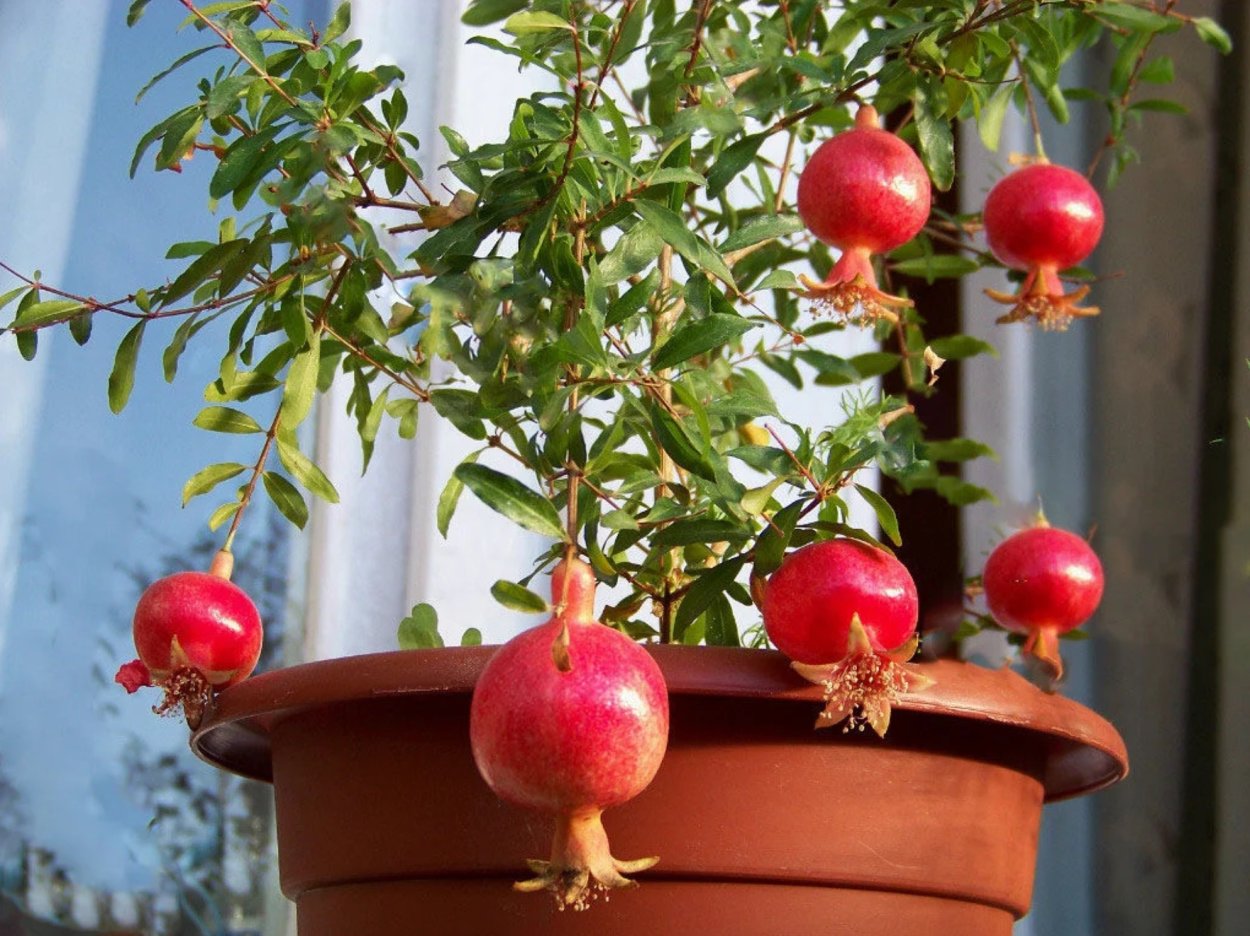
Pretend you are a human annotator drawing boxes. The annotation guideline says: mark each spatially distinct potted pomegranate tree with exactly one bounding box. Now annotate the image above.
[0,1,1228,933]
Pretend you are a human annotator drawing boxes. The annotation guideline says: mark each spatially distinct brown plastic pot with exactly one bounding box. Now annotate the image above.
[191,646,1127,935]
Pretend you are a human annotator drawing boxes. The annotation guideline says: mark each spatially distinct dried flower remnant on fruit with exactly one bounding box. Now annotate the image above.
[763,539,933,737]
[982,162,1104,331]
[792,618,933,736]
[796,105,932,326]
[469,558,669,910]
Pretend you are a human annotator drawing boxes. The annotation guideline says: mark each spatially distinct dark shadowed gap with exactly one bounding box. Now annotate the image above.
[1172,2,1245,933]
[884,180,966,641]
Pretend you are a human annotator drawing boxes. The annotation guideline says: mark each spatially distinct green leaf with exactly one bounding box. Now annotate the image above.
[437,452,478,537]
[634,200,735,287]
[207,500,241,532]
[707,133,764,198]
[928,335,997,360]
[652,313,756,370]
[1194,17,1233,54]
[13,299,85,329]
[227,23,266,69]
[136,46,215,103]
[262,471,309,529]
[322,3,352,43]
[460,627,483,646]
[280,332,321,430]
[127,0,153,26]
[182,462,247,506]
[891,254,980,280]
[504,11,571,34]
[161,239,249,306]
[649,404,717,481]
[674,558,745,636]
[598,221,664,284]
[68,311,93,346]
[741,477,786,517]
[397,603,443,649]
[652,518,749,548]
[193,405,263,434]
[277,435,339,503]
[108,321,147,415]
[1097,3,1176,32]
[454,463,568,541]
[754,500,803,575]
[924,438,997,462]
[490,579,550,613]
[977,83,1014,152]
[462,0,527,26]
[855,483,901,547]
[915,80,955,191]
[719,215,804,254]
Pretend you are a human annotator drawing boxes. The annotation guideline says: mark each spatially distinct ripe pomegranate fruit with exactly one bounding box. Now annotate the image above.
[763,538,932,736]
[982,521,1104,680]
[470,557,669,911]
[982,161,1105,330]
[796,104,932,325]
[115,549,262,727]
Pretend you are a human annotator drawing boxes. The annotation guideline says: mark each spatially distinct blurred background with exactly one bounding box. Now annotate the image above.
[0,1,1244,934]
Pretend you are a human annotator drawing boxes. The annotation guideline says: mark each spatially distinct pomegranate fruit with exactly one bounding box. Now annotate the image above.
[763,538,931,736]
[115,549,262,726]
[982,161,1105,330]
[982,521,1104,680]
[796,104,932,325]
[469,557,670,910]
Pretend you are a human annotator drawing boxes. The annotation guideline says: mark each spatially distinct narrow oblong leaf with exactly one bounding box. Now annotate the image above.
[914,80,955,192]
[280,332,321,430]
[193,405,263,434]
[855,483,901,547]
[504,11,571,34]
[108,321,147,414]
[652,313,756,371]
[1194,17,1233,54]
[490,579,551,613]
[277,435,340,504]
[182,462,247,506]
[14,299,85,329]
[262,471,309,529]
[454,463,568,541]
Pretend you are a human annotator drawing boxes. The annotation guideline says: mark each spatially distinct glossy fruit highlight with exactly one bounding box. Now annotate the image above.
[982,162,1105,330]
[763,538,931,736]
[470,557,670,910]
[797,104,932,324]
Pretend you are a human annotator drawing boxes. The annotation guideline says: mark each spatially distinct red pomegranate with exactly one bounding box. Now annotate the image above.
[470,557,670,910]
[982,522,1104,679]
[982,162,1105,330]
[115,549,262,726]
[763,538,931,736]
[796,104,932,324]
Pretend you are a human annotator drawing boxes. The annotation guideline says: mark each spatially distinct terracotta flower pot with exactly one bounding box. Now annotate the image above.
[192,646,1127,935]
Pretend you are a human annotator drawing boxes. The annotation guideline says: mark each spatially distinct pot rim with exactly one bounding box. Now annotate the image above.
[191,645,1127,801]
